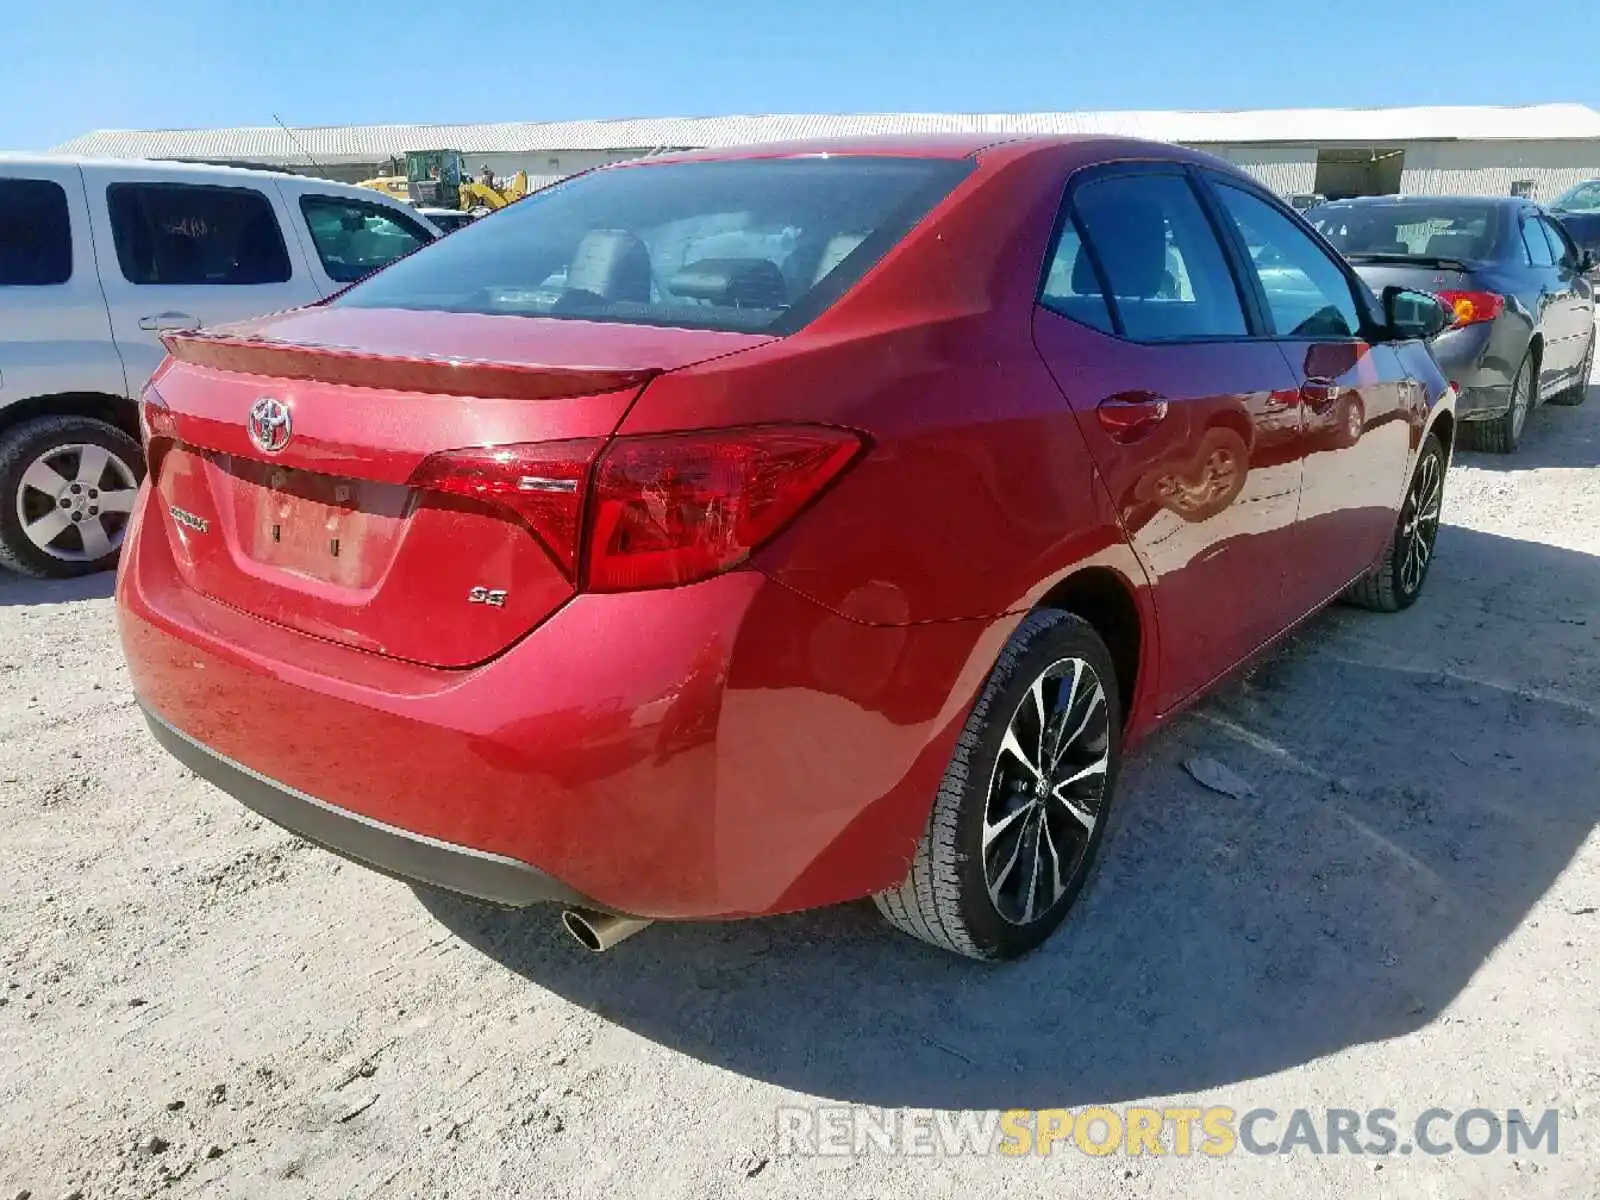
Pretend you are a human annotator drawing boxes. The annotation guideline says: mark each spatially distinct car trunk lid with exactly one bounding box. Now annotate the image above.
[146,307,770,667]
[1345,254,1480,297]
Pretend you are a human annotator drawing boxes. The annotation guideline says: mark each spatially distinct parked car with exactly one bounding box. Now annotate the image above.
[117,137,1455,961]
[1548,179,1600,264]
[1309,195,1595,453]
[0,156,439,577]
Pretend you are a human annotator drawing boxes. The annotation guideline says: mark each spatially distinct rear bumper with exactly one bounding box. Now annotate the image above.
[1428,318,1527,420]
[143,707,602,910]
[117,483,1009,920]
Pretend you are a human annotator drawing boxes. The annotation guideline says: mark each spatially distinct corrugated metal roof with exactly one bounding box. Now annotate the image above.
[49,105,1600,165]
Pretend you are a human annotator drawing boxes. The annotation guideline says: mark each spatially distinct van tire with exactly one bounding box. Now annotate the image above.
[0,416,144,579]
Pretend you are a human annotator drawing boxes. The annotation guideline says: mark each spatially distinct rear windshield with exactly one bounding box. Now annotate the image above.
[1309,201,1499,261]
[333,157,970,333]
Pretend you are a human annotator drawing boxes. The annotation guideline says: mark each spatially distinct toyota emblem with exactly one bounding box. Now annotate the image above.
[248,397,293,454]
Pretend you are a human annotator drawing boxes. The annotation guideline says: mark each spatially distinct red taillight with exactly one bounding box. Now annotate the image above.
[1434,290,1505,326]
[409,426,864,591]
[409,439,603,579]
[586,426,864,592]
[139,386,177,447]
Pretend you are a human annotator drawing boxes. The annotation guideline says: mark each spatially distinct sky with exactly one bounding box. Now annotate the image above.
[5,0,1596,151]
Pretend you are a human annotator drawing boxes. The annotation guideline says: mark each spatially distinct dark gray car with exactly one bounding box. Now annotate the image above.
[1309,196,1595,453]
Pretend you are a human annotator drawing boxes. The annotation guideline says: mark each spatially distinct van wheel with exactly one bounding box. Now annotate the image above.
[874,610,1121,960]
[1343,433,1446,613]
[0,416,145,579]
[1461,349,1532,453]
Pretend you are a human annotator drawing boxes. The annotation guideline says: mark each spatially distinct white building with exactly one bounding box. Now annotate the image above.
[50,104,1600,203]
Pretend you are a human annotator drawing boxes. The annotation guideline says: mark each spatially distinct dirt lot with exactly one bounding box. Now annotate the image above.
[2,377,1598,1199]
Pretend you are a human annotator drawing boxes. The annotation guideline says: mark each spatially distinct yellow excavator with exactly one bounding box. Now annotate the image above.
[357,151,528,213]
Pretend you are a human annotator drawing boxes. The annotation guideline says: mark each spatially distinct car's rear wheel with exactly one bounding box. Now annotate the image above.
[0,416,144,579]
[874,609,1121,960]
[1343,432,1446,613]
[1547,326,1593,406]
[1462,349,1533,453]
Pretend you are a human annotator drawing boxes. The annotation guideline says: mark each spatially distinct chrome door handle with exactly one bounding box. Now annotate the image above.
[138,312,201,332]
[1095,393,1170,442]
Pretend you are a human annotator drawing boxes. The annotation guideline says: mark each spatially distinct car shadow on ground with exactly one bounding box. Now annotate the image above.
[0,570,115,607]
[1457,384,1600,471]
[419,523,1600,1110]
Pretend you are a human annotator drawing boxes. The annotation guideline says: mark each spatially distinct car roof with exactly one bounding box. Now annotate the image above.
[622,132,1200,165]
[0,153,396,201]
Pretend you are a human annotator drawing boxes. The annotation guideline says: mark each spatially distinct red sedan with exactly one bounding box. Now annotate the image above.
[116,135,1456,960]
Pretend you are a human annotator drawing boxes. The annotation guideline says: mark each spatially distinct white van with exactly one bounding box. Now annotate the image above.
[0,156,438,577]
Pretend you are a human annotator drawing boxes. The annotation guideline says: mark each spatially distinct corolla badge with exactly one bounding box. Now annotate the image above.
[248,397,293,453]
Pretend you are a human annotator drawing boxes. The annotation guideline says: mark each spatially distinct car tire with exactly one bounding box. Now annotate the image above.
[1547,327,1593,407]
[874,609,1122,960]
[1343,432,1446,613]
[1461,348,1534,454]
[0,416,145,579]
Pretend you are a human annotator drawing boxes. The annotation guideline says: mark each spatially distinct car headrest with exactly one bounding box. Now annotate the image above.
[1424,232,1478,259]
[1071,240,1100,295]
[1077,197,1167,299]
[668,257,788,309]
[566,229,652,302]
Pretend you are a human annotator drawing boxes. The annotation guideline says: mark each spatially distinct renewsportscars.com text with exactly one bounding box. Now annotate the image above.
[775,1105,1559,1159]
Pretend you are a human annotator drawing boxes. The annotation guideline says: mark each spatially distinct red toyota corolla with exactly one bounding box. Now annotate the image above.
[117,136,1456,960]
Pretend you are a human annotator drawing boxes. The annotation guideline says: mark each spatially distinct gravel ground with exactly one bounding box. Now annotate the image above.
[2,374,1598,1199]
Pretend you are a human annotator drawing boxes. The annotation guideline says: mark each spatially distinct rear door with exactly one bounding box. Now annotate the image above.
[1031,164,1306,713]
[1517,206,1574,388]
[1535,214,1593,385]
[1202,175,1416,616]
[82,166,317,392]
[271,179,436,295]
[0,164,127,402]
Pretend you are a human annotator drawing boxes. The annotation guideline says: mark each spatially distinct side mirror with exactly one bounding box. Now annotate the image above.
[1581,249,1600,276]
[1383,285,1454,341]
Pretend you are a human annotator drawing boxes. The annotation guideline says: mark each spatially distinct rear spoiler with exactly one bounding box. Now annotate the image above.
[1345,253,1475,272]
[160,331,661,401]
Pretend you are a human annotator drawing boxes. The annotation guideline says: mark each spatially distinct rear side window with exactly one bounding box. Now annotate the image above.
[299,195,432,283]
[1212,183,1363,339]
[0,178,72,286]
[1070,173,1247,341]
[1039,220,1114,333]
[1521,216,1556,268]
[1537,217,1575,268]
[107,183,292,285]
[333,157,971,334]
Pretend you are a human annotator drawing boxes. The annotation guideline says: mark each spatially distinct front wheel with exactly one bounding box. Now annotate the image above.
[1343,432,1446,613]
[875,610,1122,960]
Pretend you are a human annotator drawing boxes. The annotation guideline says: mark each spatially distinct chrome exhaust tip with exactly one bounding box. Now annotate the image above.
[561,908,653,953]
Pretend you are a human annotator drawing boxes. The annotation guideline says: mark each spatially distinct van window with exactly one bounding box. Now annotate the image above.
[299,195,432,283]
[107,183,292,285]
[333,157,972,334]
[0,178,72,286]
